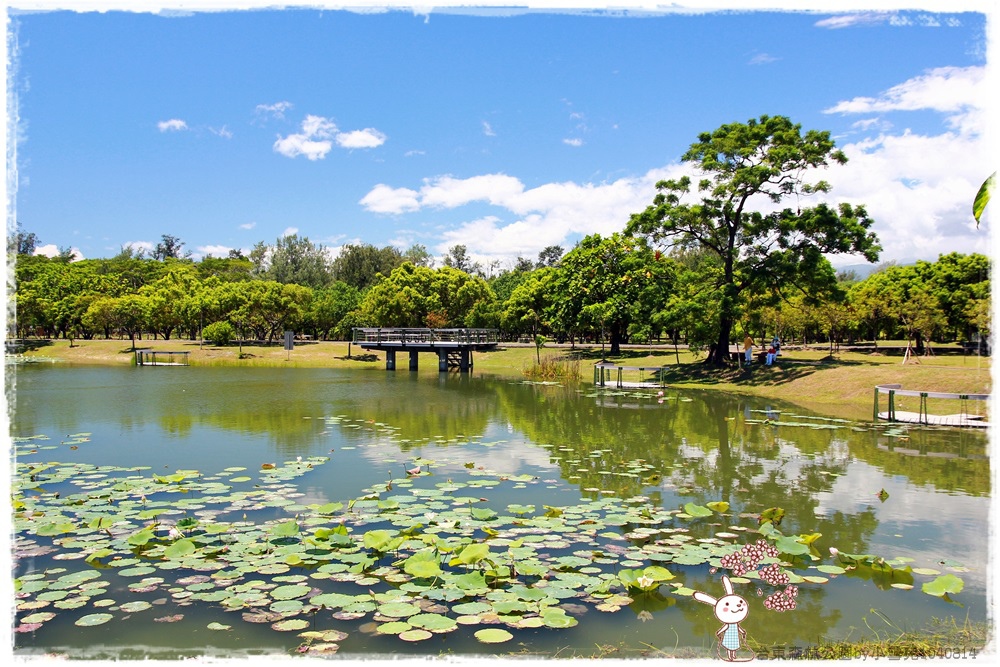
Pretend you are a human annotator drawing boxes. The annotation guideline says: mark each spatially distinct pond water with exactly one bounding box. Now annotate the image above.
[7,364,992,659]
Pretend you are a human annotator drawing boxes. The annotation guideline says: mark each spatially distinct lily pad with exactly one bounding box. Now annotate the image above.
[75,613,114,627]
[474,628,514,643]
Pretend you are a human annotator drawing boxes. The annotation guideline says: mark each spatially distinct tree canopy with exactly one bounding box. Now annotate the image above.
[626,114,881,364]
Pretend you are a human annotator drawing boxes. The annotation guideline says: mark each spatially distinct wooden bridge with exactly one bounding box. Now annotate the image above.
[873,384,990,428]
[352,328,499,372]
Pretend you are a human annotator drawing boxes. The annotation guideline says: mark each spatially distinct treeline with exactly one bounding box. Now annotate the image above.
[7,230,990,355]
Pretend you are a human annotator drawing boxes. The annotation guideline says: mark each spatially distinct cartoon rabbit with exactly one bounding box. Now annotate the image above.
[693,575,756,662]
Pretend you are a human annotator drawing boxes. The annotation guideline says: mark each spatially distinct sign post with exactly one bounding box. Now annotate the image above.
[284,331,294,361]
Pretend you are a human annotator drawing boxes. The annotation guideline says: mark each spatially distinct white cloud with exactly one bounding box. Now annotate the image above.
[209,125,233,139]
[282,227,299,237]
[33,244,82,260]
[255,101,293,121]
[273,114,337,160]
[482,121,495,137]
[124,240,154,255]
[197,245,232,257]
[748,52,778,65]
[336,128,387,149]
[239,222,256,230]
[814,13,892,30]
[824,66,984,116]
[562,138,584,147]
[359,184,421,214]
[157,119,187,132]
[274,115,386,158]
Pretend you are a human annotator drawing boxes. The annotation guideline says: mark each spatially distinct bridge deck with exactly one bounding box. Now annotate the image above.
[352,328,499,372]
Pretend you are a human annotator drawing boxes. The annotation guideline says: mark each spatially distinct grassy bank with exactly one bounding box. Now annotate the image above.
[9,338,992,421]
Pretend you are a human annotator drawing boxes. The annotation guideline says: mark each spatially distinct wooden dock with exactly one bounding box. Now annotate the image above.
[352,328,499,372]
[594,362,668,388]
[135,349,190,366]
[874,384,989,428]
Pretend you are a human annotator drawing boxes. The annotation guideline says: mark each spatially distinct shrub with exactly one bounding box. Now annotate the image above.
[202,321,235,346]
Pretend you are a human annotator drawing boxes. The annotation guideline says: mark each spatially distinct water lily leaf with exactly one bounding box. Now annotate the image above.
[774,536,810,556]
[363,530,394,551]
[75,613,114,627]
[912,568,941,576]
[272,618,310,632]
[207,622,231,631]
[816,565,846,575]
[760,507,785,526]
[798,533,823,545]
[682,503,713,518]
[456,543,490,565]
[470,507,498,521]
[410,613,457,631]
[475,628,514,643]
[398,629,432,642]
[120,601,153,612]
[403,551,443,579]
[164,539,197,559]
[376,621,411,634]
[706,501,730,513]
[272,584,311,601]
[378,602,421,618]
[922,574,964,597]
[270,521,300,538]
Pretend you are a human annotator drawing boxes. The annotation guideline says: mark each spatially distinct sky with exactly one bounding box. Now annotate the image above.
[3,1,997,272]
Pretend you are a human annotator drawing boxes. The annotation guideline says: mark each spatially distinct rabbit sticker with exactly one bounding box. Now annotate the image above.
[693,574,756,662]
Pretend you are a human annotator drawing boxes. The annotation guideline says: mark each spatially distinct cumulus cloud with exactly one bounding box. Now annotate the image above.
[240,221,257,230]
[816,64,991,261]
[824,66,984,116]
[359,184,421,214]
[563,138,584,147]
[274,115,387,159]
[33,244,82,260]
[273,114,336,160]
[282,227,299,237]
[362,166,683,262]
[336,128,387,149]
[157,119,187,132]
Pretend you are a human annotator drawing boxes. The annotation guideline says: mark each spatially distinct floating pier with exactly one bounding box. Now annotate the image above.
[594,362,669,388]
[352,328,499,372]
[135,349,190,366]
[873,384,989,428]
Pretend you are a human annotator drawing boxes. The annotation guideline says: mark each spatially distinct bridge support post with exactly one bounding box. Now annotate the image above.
[409,350,419,371]
[459,349,470,372]
[385,349,396,371]
[438,349,448,372]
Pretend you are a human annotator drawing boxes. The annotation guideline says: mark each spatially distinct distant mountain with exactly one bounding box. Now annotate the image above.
[832,259,918,280]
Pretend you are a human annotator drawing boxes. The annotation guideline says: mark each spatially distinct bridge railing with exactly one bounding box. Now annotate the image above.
[352,328,499,345]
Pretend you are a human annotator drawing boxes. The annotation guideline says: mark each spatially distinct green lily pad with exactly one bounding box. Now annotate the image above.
[922,574,964,597]
[75,613,114,627]
[399,629,433,642]
[475,628,514,643]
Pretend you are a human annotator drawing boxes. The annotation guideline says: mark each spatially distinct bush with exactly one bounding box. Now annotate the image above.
[202,321,235,346]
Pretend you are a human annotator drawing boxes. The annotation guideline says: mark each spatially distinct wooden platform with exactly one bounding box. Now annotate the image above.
[874,384,990,428]
[352,328,498,372]
[135,349,189,366]
[877,411,989,428]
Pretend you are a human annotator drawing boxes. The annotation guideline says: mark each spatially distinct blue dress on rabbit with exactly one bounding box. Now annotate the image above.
[722,623,741,650]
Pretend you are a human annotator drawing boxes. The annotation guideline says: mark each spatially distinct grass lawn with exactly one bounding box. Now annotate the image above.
[10,337,992,421]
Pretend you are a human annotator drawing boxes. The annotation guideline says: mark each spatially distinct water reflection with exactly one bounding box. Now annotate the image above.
[8,365,991,655]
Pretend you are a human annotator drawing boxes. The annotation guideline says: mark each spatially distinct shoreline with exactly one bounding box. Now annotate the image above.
[7,338,993,424]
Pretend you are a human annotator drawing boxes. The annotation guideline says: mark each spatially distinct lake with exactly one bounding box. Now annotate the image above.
[8,364,991,659]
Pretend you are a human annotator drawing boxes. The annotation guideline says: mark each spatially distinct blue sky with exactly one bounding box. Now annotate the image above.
[5,1,996,271]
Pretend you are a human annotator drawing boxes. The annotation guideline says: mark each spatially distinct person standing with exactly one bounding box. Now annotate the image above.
[743,335,753,366]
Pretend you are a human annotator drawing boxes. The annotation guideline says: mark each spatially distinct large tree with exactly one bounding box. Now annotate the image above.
[626,114,881,365]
